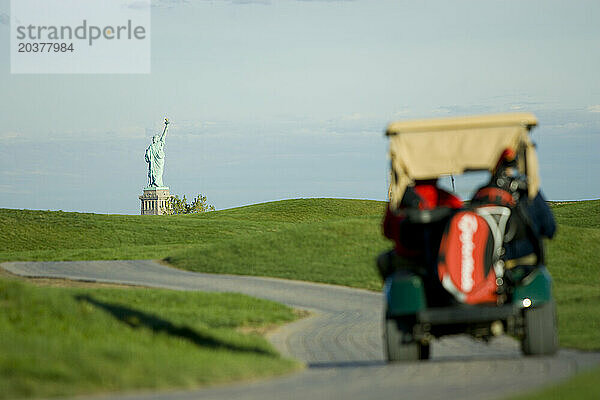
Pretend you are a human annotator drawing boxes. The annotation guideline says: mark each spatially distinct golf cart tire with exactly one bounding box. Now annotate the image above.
[384,317,429,362]
[521,300,558,356]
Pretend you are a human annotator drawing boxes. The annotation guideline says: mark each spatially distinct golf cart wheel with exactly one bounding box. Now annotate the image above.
[521,300,558,356]
[384,317,429,362]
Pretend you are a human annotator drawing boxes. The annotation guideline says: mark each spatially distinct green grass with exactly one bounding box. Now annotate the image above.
[0,199,389,290]
[547,201,600,350]
[506,366,600,400]
[2,198,600,399]
[0,276,300,399]
[165,206,387,290]
[0,207,244,261]
[2,198,599,350]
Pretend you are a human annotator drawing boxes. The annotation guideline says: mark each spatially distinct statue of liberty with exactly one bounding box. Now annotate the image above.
[145,118,169,187]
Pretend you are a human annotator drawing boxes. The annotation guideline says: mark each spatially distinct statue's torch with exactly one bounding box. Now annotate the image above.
[160,117,169,140]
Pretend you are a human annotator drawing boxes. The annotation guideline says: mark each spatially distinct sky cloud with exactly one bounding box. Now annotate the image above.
[0,169,81,178]
[296,0,355,2]
[149,0,354,8]
[0,131,23,141]
[231,0,271,5]
[149,0,270,7]
[587,105,600,113]
[0,184,32,195]
[126,1,153,9]
[153,0,189,6]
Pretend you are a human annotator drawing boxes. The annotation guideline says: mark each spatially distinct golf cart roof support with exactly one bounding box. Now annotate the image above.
[386,113,540,210]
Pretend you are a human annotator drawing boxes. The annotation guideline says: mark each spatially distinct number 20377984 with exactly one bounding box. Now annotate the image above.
[18,42,74,52]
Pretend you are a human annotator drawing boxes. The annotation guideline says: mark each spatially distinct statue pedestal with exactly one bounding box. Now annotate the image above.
[139,187,172,215]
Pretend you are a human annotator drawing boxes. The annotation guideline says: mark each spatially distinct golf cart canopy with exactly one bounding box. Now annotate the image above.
[386,113,540,209]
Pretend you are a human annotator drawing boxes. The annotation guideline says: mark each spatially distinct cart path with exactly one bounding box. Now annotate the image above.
[2,260,599,400]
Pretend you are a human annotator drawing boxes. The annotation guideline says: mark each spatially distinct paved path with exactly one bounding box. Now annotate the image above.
[2,260,599,400]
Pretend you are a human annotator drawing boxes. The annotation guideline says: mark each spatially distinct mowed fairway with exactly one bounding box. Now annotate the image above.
[1,198,599,399]
[1,198,599,349]
[544,201,600,349]
[0,199,388,290]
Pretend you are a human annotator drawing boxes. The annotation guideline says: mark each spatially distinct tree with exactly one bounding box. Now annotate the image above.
[165,194,215,215]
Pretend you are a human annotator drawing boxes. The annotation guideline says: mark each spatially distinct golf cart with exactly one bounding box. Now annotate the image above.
[381,113,558,361]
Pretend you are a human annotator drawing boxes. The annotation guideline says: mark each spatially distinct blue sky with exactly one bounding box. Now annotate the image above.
[0,0,599,214]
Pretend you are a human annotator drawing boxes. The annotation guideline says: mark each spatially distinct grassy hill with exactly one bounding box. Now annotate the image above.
[0,276,300,399]
[1,198,599,399]
[0,199,389,290]
[542,201,600,350]
[1,198,599,349]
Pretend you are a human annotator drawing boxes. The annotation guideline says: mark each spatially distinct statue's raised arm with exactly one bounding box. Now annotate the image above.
[159,118,169,142]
